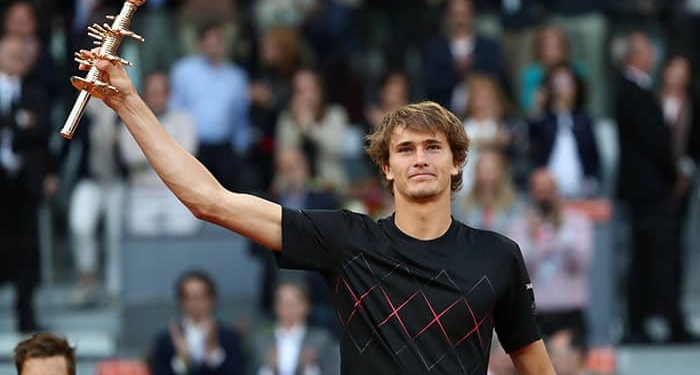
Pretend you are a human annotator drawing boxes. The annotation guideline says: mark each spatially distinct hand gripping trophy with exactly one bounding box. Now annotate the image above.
[60,0,147,139]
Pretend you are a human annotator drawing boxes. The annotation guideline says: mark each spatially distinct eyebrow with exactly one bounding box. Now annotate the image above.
[394,138,443,148]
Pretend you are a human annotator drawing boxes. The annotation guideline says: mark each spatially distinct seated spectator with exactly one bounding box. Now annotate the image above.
[249,26,307,191]
[519,25,588,117]
[250,148,339,333]
[176,0,237,57]
[247,280,340,375]
[546,328,588,375]
[13,333,76,375]
[459,73,516,195]
[528,63,600,199]
[151,271,243,375]
[276,69,352,192]
[422,0,509,111]
[452,150,524,234]
[119,70,199,237]
[364,70,411,132]
[508,168,593,337]
[67,99,126,307]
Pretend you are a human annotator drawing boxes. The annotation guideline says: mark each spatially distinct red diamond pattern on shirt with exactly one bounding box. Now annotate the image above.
[335,252,496,372]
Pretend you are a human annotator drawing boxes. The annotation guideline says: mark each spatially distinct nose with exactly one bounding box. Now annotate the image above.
[413,147,428,166]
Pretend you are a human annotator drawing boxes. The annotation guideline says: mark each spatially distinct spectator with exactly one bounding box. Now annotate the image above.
[364,70,411,132]
[615,31,698,344]
[453,150,524,235]
[175,0,237,57]
[276,69,352,192]
[249,26,307,191]
[0,35,52,333]
[247,280,340,375]
[499,0,546,93]
[422,0,509,110]
[547,0,607,118]
[528,63,600,199]
[14,333,76,375]
[151,270,244,375]
[459,73,515,195]
[509,168,593,337]
[67,99,125,307]
[2,1,57,100]
[250,148,339,333]
[519,25,588,117]
[170,21,251,191]
[119,70,199,237]
[660,55,700,212]
[546,328,588,375]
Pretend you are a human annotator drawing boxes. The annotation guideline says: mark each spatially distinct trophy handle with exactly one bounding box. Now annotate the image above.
[60,0,146,139]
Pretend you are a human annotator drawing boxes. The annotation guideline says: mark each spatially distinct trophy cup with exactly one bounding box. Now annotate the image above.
[60,0,147,139]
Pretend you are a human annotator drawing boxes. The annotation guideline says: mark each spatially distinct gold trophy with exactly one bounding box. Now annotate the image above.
[60,0,147,139]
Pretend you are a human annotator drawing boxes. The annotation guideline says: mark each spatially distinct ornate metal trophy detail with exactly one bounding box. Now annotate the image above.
[60,0,147,139]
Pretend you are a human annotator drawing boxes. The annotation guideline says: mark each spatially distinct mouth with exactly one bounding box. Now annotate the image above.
[409,173,435,179]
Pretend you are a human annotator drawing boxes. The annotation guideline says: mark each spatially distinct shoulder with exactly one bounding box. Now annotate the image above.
[457,222,522,258]
[324,104,349,119]
[171,56,200,73]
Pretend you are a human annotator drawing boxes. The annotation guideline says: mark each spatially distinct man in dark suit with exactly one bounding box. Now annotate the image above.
[0,35,52,333]
[422,0,510,109]
[615,31,698,343]
[151,270,244,375]
[250,148,339,334]
[247,280,340,375]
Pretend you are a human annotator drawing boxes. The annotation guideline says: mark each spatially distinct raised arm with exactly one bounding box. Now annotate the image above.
[92,59,282,250]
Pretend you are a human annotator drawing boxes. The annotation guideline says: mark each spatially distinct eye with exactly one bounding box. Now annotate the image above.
[427,144,441,150]
[397,146,412,153]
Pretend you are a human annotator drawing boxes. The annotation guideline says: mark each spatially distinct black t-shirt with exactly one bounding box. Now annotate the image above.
[277,208,541,375]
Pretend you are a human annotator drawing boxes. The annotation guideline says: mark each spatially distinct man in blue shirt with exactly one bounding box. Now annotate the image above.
[169,21,251,190]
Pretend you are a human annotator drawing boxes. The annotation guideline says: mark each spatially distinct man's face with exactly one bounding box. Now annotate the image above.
[20,356,69,375]
[180,278,213,321]
[200,28,227,63]
[380,75,409,111]
[143,73,169,115]
[446,0,473,32]
[275,149,308,193]
[383,127,458,201]
[274,285,309,328]
[4,2,36,38]
[631,34,656,73]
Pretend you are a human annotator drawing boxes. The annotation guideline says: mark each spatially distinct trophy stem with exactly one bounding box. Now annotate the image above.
[60,90,91,139]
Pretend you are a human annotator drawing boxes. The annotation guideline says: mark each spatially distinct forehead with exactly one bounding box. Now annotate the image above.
[21,357,69,375]
[390,126,447,145]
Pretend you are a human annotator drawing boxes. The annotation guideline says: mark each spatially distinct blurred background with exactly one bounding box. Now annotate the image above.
[0,0,699,374]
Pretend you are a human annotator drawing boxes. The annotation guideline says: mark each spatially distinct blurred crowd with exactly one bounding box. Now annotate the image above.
[1,0,700,374]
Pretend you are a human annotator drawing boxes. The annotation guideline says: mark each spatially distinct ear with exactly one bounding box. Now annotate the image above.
[381,164,394,182]
[450,161,460,176]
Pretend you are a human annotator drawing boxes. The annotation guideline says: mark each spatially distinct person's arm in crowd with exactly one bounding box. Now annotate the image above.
[556,213,593,273]
[90,59,283,251]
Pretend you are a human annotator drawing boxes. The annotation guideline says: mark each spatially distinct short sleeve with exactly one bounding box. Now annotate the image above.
[278,208,356,273]
[493,242,541,353]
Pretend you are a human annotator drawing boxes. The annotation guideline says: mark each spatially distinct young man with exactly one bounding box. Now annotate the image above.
[87,58,556,375]
[14,333,76,375]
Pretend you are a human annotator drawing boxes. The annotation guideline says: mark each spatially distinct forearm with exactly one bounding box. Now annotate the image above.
[115,94,221,217]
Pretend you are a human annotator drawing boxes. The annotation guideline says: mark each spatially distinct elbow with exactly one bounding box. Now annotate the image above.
[187,186,224,222]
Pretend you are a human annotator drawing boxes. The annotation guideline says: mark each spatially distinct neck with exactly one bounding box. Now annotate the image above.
[393,193,452,240]
[279,321,302,331]
[450,28,472,40]
[479,190,496,207]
